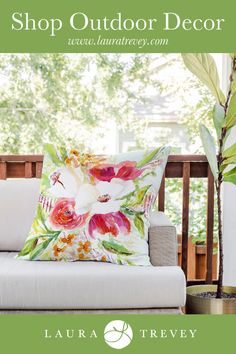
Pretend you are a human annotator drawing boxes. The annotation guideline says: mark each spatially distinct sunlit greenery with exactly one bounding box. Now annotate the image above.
[0,53,217,242]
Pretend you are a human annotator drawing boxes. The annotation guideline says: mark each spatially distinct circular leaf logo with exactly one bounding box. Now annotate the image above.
[104,320,133,349]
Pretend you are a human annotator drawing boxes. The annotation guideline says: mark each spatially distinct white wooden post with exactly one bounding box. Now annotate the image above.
[222,55,236,285]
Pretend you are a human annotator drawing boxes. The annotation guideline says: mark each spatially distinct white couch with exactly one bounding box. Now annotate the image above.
[0,179,186,313]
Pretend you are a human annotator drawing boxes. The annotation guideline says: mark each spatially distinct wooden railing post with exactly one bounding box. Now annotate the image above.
[182,162,190,278]
[36,162,43,178]
[0,162,7,180]
[158,173,165,212]
[25,162,33,178]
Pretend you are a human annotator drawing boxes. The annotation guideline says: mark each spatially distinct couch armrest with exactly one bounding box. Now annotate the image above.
[148,211,177,267]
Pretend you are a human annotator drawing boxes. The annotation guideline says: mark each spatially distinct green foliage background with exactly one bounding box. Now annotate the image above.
[0,53,217,242]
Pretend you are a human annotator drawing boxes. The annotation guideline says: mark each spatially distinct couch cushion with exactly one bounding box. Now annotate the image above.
[0,252,186,309]
[0,179,40,251]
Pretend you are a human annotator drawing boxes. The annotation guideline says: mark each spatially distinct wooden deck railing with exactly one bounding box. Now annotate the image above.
[0,154,216,284]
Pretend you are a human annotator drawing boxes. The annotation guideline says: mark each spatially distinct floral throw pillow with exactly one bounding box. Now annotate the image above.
[18,144,170,265]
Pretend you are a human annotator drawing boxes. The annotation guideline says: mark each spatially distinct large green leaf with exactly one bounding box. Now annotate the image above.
[36,204,51,233]
[223,167,236,177]
[224,173,236,185]
[134,214,144,237]
[101,240,133,255]
[44,143,63,166]
[18,237,38,257]
[231,72,236,95]
[127,185,151,207]
[137,147,161,168]
[182,54,225,104]
[120,206,144,216]
[223,128,232,147]
[223,143,236,159]
[199,124,218,181]
[221,156,236,170]
[29,238,53,260]
[225,92,236,129]
[212,103,225,139]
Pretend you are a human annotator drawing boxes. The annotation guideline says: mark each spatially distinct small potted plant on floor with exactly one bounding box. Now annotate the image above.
[182,53,236,314]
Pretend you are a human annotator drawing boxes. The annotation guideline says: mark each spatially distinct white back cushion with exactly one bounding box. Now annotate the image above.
[0,179,173,252]
[0,179,40,251]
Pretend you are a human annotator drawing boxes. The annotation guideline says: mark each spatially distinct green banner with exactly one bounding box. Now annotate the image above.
[0,314,234,354]
[0,0,235,52]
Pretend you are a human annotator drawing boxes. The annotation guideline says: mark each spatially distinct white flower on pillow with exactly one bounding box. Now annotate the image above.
[49,167,134,214]
[48,168,135,238]
[75,179,135,214]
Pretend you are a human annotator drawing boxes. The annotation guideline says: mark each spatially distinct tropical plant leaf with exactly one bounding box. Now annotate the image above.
[224,173,236,185]
[231,72,236,95]
[199,124,218,181]
[213,103,225,139]
[29,238,54,260]
[101,240,133,255]
[223,128,232,146]
[134,214,144,237]
[225,92,236,129]
[221,156,236,167]
[232,77,236,96]
[127,185,151,207]
[44,143,63,166]
[182,53,225,104]
[221,156,236,170]
[18,237,38,257]
[223,143,236,159]
[136,147,160,168]
[223,167,236,177]
[224,157,236,164]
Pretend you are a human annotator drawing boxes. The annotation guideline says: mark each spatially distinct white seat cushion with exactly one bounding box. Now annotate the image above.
[0,252,186,309]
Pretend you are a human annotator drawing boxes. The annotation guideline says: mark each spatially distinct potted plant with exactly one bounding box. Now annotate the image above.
[182,53,236,314]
